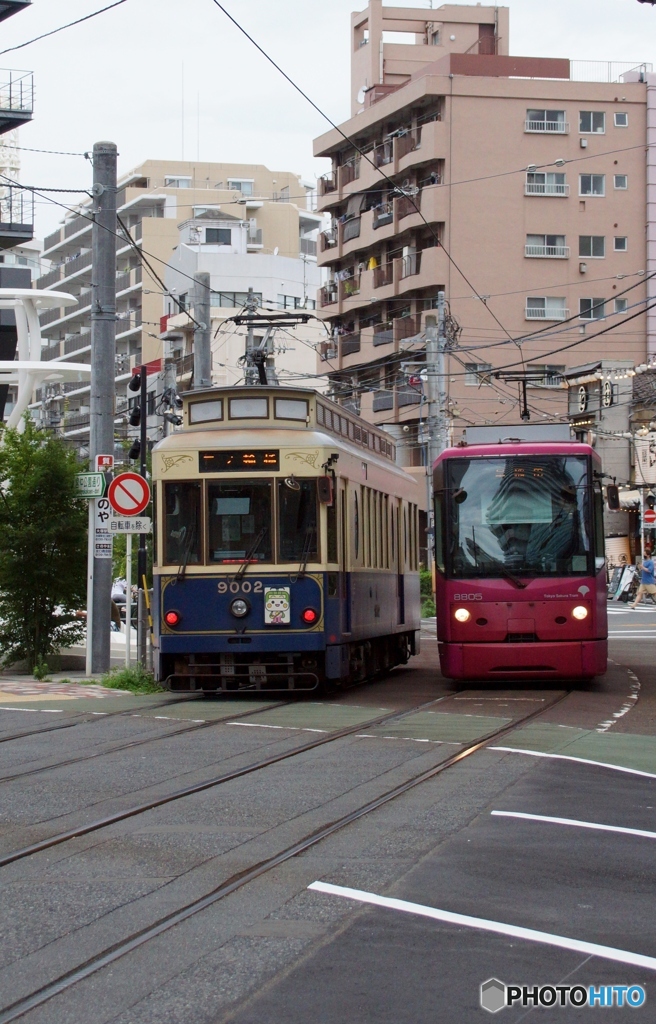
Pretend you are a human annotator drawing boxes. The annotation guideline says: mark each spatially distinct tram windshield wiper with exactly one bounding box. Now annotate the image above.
[498,566,528,589]
[176,526,196,583]
[291,527,315,582]
[234,527,268,581]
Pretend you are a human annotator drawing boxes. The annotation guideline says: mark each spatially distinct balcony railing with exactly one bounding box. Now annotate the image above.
[524,182,570,197]
[373,202,394,229]
[397,386,422,408]
[320,230,337,252]
[395,313,421,342]
[0,186,34,235]
[524,119,569,133]
[399,251,422,279]
[319,341,337,362]
[36,266,63,290]
[0,69,33,113]
[525,244,570,258]
[300,237,317,257]
[247,227,263,246]
[176,353,194,377]
[39,306,63,327]
[64,213,91,239]
[319,285,338,307]
[373,390,394,412]
[396,190,421,220]
[43,344,62,361]
[525,305,569,320]
[397,128,422,160]
[44,228,61,251]
[63,249,93,277]
[341,218,361,244]
[373,262,394,288]
[64,331,91,355]
[339,160,360,188]
[373,322,394,346]
[374,140,393,167]
[319,175,336,196]
[341,332,361,356]
[339,275,360,301]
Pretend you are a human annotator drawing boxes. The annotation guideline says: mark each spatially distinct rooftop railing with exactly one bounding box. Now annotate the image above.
[0,69,32,112]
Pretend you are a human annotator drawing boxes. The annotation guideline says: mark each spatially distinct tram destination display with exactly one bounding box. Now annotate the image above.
[199,450,280,472]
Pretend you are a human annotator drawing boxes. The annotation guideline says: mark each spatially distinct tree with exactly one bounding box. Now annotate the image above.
[0,420,87,669]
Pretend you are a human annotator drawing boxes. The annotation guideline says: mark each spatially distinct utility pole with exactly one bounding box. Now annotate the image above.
[88,141,117,675]
[424,291,450,569]
[193,271,211,388]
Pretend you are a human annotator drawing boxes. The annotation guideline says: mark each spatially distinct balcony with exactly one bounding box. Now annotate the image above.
[0,186,33,248]
[36,266,63,290]
[396,190,421,221]
[64,330,91,355]
[399,251,422,280]
[373,202,394,229]
[341,332,361,356]
[525,305,569,320]
[525,182,570,197]
[247,227,263,249]
[373,390,394,412]
[525,244,570,259]
[0,69,33,132]
[43,343,62,361]
[524,119,569,133]
[339,275,360,302]
[373,262,394,289]
[373,322,394,346]
[39,306,63,327]
[339,160,360,188]
[340,217,361,244]
[398,386,422,408]
[300,237,317,257]
[396,128,421,161]
[319,175,336,197]
[319,284,338,308]
[63,249,93,277]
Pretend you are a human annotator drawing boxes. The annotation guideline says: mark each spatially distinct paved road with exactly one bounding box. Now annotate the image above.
[0,623,653,1023]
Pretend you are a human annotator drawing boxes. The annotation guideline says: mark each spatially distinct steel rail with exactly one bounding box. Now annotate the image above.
[0,690,569,1024]
[0,700,294,784]
[0,695,454,869]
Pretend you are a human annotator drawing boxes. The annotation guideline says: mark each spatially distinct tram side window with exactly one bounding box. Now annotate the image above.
[594,484,605,568]
[326,490,338,563]
[434,492,445,572]
[208,481,272,563]
[278,479,318,561]
[354,489,359,561]
[403,507,408,567]
[164,482,202,565]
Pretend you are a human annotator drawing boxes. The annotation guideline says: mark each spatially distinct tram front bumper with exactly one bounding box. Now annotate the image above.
[438,639,607,680]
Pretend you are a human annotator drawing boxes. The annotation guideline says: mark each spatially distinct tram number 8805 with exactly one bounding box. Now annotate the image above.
[218,580,264,595]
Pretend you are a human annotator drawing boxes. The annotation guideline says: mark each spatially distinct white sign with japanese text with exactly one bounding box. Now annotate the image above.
[94,497,113,559]
[110,517,152,534]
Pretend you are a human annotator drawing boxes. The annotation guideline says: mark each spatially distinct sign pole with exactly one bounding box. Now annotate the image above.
[85,501,95,677]
[125,534,132,668]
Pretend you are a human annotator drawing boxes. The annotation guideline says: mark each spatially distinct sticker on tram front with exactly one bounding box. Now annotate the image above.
[264,587,291,625]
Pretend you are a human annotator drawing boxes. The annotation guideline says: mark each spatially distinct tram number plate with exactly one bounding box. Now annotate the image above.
[217,580,263,595]
[249,665,267,684]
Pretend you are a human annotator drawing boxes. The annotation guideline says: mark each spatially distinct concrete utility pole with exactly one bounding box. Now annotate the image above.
[88,141,117,675]
[137,364,148,667]
[424,291,451,568]
[193,271,211,388]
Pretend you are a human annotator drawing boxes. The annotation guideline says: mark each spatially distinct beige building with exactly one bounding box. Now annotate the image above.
[34,160,322,441]
[314,1,653,505]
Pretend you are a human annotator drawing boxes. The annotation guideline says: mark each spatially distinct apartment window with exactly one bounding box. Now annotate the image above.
[614,112,629,127]
[525,171,567,196]
[579,111,605,134]
[277,293,308,310]
[525,109,567,133]
[526,297,568,320]
[431,29,440,45]
[579,235,605,258]
[614,236,628,251]
[580,298,605,320]
[615,298,628,314]
[525,234,568,258]
[465,362,492,386]
[614,174,628,190]
[527,364,565,387]
[205,228,231,245]
[209,290,262,308]
[164,176,191,188]
[228,179,253,196]
[579,174,605,196]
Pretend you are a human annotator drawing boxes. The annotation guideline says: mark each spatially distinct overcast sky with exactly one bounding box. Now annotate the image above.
[3,0,654,240]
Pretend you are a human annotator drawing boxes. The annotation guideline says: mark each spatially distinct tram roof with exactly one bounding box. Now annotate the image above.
[434,440,597,463]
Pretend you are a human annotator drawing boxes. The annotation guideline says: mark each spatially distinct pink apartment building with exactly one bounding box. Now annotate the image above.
[314,1,655,508]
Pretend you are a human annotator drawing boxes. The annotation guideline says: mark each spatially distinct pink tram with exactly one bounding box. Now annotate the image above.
[433,436,608,681]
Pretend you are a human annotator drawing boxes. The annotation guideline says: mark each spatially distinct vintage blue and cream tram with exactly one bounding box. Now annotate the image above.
[151,386,421,691]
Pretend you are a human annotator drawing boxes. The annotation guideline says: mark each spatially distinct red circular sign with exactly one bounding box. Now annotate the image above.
[644,508,656,525]
[107,472,151,517]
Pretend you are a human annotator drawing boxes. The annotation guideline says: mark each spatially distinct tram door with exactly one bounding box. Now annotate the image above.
[340,483,351,634]
[396,500,405,624]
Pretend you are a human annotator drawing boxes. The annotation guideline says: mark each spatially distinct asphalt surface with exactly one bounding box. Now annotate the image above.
[0,609,654,1023]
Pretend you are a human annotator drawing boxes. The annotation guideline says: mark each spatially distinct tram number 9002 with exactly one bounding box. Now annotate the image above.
[218,580,263,595]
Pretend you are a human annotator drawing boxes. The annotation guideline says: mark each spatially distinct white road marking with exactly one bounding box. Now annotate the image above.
[227,722,328,733]
[0,706,63,713]
[453,697,545,702]
[491,810,656,841]
[308,881,656,971]
[491,746,656,780]
[596,667,640,734]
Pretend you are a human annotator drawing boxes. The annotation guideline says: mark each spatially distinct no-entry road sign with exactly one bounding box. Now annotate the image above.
[108,472,151,517]
[644,508,656,525]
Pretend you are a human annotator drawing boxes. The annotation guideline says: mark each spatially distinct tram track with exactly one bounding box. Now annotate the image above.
[0,688,571,1024]
[0,699,295,784]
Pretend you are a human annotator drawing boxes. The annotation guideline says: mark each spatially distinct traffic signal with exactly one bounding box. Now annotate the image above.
[647,492,656,511]
[606,484,620,511]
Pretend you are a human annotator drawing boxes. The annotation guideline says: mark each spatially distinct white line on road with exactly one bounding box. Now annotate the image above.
[491,810,656,841]
[490,746,656,779]
[308,881,656,971]
[227,722,328,733]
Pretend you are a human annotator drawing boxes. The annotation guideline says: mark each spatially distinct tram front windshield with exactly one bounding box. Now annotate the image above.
[445,456,593,577]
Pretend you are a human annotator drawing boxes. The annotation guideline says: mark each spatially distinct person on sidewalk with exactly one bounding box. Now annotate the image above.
[631,548,656,608]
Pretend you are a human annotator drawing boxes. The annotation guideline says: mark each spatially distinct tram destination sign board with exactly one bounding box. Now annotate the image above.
[199,450,280,472]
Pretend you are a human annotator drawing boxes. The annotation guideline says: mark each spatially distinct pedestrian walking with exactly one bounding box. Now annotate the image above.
[631,548,656,608]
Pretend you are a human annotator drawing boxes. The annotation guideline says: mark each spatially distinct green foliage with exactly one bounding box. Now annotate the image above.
[420,568,433,600]
[100,664,163,694]
[0,420,87,669]
[421,597,436,618]
[32,659,51,681]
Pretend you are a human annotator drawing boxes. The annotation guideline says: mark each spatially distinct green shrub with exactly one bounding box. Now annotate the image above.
[420,567,433,600]
[33,659,51,681]
[421,598,436,618]
[100,665,163,694]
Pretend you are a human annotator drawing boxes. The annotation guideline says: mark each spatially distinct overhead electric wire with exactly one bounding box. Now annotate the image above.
[0,0,130,56]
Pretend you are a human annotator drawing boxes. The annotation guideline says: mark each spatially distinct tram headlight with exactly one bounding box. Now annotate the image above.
[454,607,471,623]
[572,605,588,620]
[230,598,250,619]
